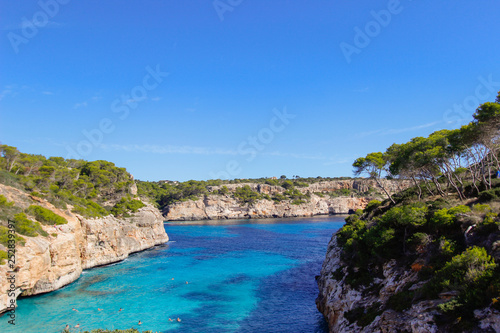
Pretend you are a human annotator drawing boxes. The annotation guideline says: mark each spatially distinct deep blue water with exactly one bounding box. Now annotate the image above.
[0,216,344,333]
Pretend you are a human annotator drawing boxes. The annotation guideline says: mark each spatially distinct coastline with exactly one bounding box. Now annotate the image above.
[0,184,169,314]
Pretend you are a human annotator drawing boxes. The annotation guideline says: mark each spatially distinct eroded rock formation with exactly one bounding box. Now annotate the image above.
[165,179,408,221]
[0,184,168,313]
[316,235,500,332]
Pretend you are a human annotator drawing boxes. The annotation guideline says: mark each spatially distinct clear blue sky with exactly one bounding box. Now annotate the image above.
[1,0,499,181]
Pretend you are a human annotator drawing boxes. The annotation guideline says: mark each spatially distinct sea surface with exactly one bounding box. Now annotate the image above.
[0,215,345,333]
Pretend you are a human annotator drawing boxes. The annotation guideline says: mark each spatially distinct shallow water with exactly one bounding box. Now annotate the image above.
[0,216,344,333]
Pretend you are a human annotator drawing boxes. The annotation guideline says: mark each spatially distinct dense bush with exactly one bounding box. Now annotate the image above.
[0,194,21,222]
[423,246,499,322]
[0,146,136,218]
[283,188,308,202]
[72,199,109,218]
[272,193,287,202]
[233,185,262,204]
[111,198,146,217]
[265,179,279,186]
[364,200,381,213]
[216,185,229,195]
[13,212,48,237]
[386,288,414,312]
[27,205,68,225]
[479,188,500,202]
[0,250,7,265]
[430,205,471,227]
[0,194,13,208]
[0,226,25,247]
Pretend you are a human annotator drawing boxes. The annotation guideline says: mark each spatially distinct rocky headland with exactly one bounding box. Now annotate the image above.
[0,183,168,314]
[316,234,500,332]
[164,179,408,221]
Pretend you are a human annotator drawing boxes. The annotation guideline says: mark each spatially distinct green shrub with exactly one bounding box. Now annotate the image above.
[30,191,43,198]
[218,185,229,195]
[473,204,492,213]
[380,204,428,228]
[448,205,471,215]
[72,199,108,218]
[292,199,306,205]
[438,299,462,314]
[424,246,496,303]
[27,205,68,225]
[430,205,470,227]
[386,289,414,312]
[261,194,271,201]
[111,198,146,217]
[364,200,381,213]
[483,212,498,225]
[0,226,26,247]
[283,188,308,201]
[0,169,22,189]
[0,194,13,208]
[0,194,21,222]
[478,188,500,202]
[272,193,287,202]
[439,237,457,257]
[265,179,279,186]
[13,213,48,237]
[407,232,431,251]
[0,250,7,265]
[234,185,262,205]
[439,246,495,286]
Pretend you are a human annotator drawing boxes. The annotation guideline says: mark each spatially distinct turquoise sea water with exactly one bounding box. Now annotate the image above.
[0,216,345,333]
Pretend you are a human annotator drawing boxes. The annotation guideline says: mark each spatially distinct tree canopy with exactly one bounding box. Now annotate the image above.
[353,90,500,201]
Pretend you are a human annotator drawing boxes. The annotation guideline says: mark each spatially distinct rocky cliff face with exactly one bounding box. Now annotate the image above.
[0,184,168,313]
[165,179,408,221]
[316,235,500,333]
[166,194,369,221]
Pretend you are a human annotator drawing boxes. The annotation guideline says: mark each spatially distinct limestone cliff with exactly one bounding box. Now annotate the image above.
[316,235,500,333]
[166,194,369,221]
[165,179,408,221]
[0,184,168,313]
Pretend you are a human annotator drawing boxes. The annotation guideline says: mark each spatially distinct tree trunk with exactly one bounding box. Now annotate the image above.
[411,176,422,200]
[375,178,396,204]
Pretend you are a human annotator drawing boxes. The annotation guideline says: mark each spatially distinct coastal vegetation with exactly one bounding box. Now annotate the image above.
[0,147,143,219]
[136,176,370,210]
[0,150,151,265]
[333,91,500,330]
